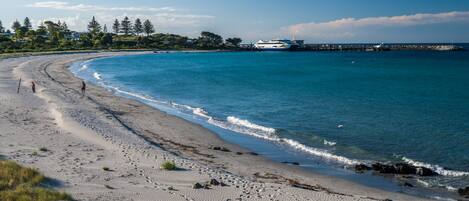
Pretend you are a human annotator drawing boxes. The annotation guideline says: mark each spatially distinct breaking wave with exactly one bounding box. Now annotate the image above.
[402,157,469,177]
[93,72,102,80]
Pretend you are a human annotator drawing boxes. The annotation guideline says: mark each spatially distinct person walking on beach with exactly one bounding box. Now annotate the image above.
[31,81,36,93]
[81,80,86,97]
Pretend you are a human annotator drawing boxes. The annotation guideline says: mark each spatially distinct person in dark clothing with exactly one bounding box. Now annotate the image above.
[31,81,36,93]
[81,81,86,97]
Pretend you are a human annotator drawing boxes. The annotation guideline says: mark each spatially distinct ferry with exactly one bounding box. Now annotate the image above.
[255,39,294,51]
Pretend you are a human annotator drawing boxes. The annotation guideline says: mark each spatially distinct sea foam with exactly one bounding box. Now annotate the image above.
[402,157,469,177]
[93,72,102,80]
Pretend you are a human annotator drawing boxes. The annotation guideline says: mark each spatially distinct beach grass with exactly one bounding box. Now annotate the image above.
[0,160,72,201]
[161,161,177,170]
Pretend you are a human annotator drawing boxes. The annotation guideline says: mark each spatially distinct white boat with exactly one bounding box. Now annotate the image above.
[254,39,292,51]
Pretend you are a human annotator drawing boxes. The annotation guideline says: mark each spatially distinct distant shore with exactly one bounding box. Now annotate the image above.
[0,52,431,200]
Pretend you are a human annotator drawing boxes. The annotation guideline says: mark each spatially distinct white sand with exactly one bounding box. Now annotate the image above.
[0,52,430,201]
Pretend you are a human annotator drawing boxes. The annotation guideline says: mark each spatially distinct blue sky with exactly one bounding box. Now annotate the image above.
[1,0,469,43]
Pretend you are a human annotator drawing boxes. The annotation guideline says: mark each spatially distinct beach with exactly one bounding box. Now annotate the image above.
[0,52,429,201]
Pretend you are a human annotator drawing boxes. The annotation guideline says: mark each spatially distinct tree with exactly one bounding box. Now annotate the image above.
[197,31,223,49]
[36,22,48,36]
[112,19,120,34]
[103,24,108,33]
[24,17,32,31]
[143,19,154,36]
[121,16,132,36]
[133,18,143,35]
[0,20,4,33]
[87,16,101,34]
[225,37,242,47]
[11,20,21,32]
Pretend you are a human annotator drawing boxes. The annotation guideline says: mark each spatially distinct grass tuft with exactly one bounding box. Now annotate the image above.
[161,161,177,170]
[0,160,72,201]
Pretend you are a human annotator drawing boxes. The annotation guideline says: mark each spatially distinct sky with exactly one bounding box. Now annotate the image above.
[1,0,469,43]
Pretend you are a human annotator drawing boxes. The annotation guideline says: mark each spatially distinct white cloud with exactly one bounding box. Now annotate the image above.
[286,11,469,40]
[28,1,176,12]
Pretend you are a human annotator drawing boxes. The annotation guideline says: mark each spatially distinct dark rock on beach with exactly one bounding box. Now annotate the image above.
[210,178,220,186]
[193,182,204,189]
[354,164,372,172]
[416,167,438,176]
[370,162,438,176]
[458,187,469,197]
[282,161,300,166]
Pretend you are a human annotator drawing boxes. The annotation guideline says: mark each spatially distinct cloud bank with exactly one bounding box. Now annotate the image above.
[287,11,469,40]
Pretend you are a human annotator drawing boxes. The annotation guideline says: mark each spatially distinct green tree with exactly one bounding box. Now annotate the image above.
[134,18,143,35]
[225,37,242,47]
[11,20,21,32]
[87,16,101,35]
[24,17,32,31]
[36,22,48,36]
[112,19,120,34]
[143,19,154,36]
[121,16,132,36]
[103,24,108,33]
[197,31,223,49]
[0,20,4,33]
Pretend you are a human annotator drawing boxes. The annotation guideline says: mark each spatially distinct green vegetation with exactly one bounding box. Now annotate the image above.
[0,160,72,201]
[0,16,242,54]
[161,161,177,170]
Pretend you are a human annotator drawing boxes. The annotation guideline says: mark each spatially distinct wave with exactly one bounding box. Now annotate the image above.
[227,116,276,134]
[72,69,365,167]
[79,64,88,71]
[402,157,469,177]
[93,72,102,80]
[323,139,337,146]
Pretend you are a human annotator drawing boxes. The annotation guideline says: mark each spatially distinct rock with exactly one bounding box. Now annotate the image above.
[220,147,231,152]
[372,163,397,174]
[210,179,220,186]
[395,163,416,175]
[458,187,469,197]
[281,161,300,166]
[193,183,204,189]
[236,152,243,155]
[354,164,372,172]
[416,167,438,176]
[248,152,259,156]
[212,146,221,151]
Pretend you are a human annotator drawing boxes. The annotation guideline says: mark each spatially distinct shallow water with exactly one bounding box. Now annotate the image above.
[71,48,469,198]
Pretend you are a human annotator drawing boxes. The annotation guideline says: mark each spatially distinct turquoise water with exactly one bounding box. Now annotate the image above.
[72,49,469,196]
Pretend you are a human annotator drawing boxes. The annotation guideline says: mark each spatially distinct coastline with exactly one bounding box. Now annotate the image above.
[0,52,431,200]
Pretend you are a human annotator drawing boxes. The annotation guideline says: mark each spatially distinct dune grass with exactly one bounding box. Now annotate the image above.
[0,160,72,201]
[161,161,177,170]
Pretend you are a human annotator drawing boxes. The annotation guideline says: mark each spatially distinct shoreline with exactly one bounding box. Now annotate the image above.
[0,52,432,200]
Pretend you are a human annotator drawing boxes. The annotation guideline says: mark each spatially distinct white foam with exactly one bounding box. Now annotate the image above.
[193,108,212,119]
[227,116,276,134]
[79,64,88,71]
[323,139,337,146]
[402,157,469,177]
[337,124,344,128]
[93,72,102,80]
[283,139,360,165]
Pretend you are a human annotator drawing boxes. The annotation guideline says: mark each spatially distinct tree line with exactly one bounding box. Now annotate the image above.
[0,17,242,53]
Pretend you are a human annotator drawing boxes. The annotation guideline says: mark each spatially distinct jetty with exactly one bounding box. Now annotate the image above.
[240,43,465,52]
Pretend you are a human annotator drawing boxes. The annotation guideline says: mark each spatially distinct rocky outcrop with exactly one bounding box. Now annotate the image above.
[458,186,469,198]
[354,163,438,176]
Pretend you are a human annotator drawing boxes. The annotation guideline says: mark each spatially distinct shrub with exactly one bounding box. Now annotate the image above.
[161,161,176,170]
[0,161,72,201]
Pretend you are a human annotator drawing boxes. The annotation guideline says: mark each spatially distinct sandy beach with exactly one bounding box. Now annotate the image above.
[0,52,430,201]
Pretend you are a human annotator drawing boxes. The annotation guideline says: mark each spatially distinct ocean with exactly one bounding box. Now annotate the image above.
[71,48,469,199]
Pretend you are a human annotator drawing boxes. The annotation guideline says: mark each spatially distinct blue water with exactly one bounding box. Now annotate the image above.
[71,49,469,198]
